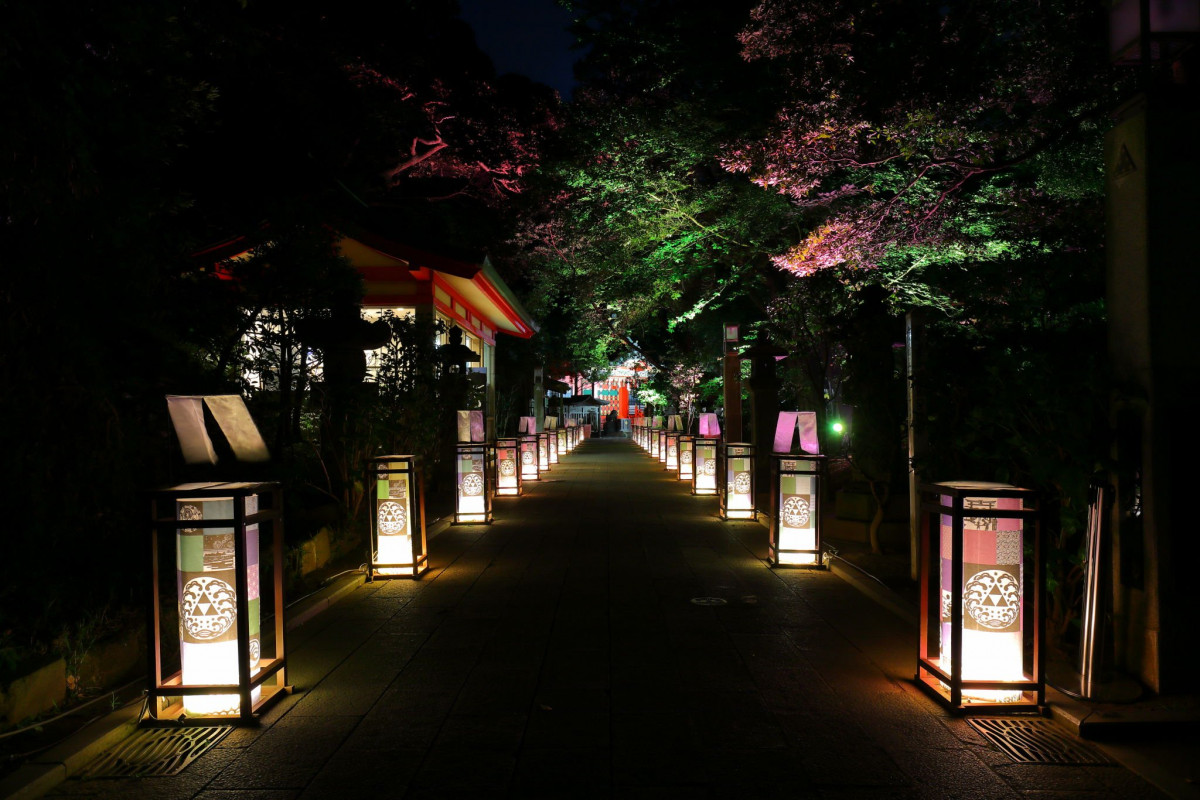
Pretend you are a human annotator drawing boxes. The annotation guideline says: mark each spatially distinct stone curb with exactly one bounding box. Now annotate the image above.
[827,555,919,628]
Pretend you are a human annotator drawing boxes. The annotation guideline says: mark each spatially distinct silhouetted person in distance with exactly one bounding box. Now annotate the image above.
[605,409,619,436]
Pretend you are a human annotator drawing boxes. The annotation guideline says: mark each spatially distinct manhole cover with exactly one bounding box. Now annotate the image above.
[690,597,727,606]
[968,718,1112,765]
[77,726,232,778]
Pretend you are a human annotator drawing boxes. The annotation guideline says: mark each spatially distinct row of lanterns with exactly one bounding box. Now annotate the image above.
[148,399,585,725]
[366,411,584,580]
[631,412,821,566]
[632,410,1044,714]
[149,395,1042,721]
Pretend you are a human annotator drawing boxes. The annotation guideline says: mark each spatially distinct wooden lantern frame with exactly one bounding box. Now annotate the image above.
[146,481,290,725]
[719,442,756,521]
[769,454,825,567]
[367,455,429,580]
[494,436,522,496]
[916,482,1044,714]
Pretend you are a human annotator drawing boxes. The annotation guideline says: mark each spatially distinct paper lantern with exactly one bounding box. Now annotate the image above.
[719,443,755,521]
[146,482,289,723]
[454,442,493,524]
[692,436,719,496]
[677,434,694,482]
[519,433,540,481]
[537,432,550,471]
[917,482,1043,712]
[665,431,680,471]
[557,428,568,458]
[495,437,522,496]
[368,456,428,579]
[770,455,824,566]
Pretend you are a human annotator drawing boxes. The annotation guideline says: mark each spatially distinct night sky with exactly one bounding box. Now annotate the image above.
[458,0,579,97]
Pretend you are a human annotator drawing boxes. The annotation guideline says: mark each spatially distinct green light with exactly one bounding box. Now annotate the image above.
[831,421,845,434]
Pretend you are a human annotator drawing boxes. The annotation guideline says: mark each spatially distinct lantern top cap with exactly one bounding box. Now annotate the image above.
[922,481,1039,498]
[936,480,1016,490]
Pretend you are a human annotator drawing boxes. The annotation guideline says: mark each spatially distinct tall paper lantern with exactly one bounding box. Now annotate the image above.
[677,434,695,482]
[917,482,1043,712]
[769,412,824,566]
[495,436,521,496]
[719,442,756,520]
[368,455,428,579]
[692,436,719,496]
[455,410,492,524]
[519,433,540,481]
[454,443,492,524]
[146,482,289,723]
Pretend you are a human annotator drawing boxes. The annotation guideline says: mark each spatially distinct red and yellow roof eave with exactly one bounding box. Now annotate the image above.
[194,227,538,347]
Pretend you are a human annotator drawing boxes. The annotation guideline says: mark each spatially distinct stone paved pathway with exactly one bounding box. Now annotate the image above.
[45,437,1168,799]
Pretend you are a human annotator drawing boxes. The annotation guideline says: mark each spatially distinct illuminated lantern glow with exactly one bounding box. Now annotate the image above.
[147,482,289,724]
[495,437,521,496]
[691,436,719,496]
[548,429,559,465]
[369,456,428,579]
[175,497,259,716]
[665,431,680,471]
[769,455,824,566]
[917,482,1043,712]
[677,434,694,481]
[537,432,550,471]
[454,442,493,524]
[519,433,540,481]
[557,429,568,458]
[719,443,756,520]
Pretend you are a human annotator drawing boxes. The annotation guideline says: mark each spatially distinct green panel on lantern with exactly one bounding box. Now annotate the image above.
[733,458,749,471]
[178,533,205,572]
[248,598,260,635]
[781,475,797,495]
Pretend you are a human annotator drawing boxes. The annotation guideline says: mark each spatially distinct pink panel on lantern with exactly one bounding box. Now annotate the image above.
[798,412,818,454]
[964,531,998,564]
[773,412,798,453]
[699,413,720,437]
[458,410,485,442]
[773,411,819,454]
[519,416,536,433]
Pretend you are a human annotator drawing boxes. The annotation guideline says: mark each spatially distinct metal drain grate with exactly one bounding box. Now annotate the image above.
[77,726,232,778]
[968,718,1112,765]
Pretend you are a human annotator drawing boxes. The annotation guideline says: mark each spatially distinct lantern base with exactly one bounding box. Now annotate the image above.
[453,513,493,525]
[145,659,291,726]
[916,659,1044,715]
[720,508,757,521]
[369,554,429,580]
[768,550,824,568]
